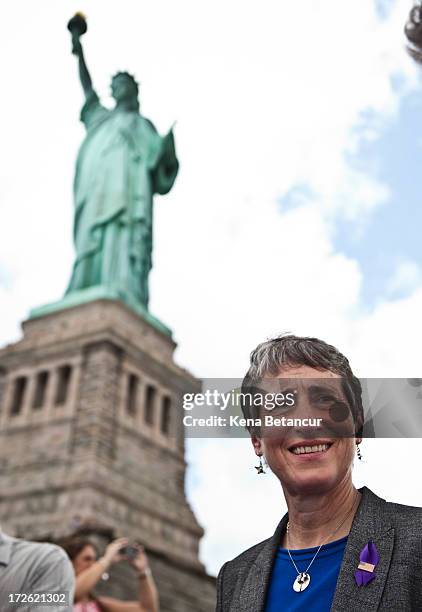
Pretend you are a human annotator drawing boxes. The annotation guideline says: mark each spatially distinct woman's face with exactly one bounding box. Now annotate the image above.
[73,545,97,576]
[252,364,359,497]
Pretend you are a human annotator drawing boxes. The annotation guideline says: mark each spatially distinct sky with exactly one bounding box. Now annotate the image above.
[1,0,422,576]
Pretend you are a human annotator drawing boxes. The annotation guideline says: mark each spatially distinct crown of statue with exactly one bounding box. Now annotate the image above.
[112,71,139,91]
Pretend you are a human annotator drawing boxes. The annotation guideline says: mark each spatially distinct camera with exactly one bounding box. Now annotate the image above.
[119,544,139,560]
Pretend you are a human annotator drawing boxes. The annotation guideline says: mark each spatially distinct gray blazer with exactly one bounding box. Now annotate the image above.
[216,487,422,611]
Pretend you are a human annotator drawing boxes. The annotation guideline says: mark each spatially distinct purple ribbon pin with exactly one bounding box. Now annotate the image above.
[354,541,380,586]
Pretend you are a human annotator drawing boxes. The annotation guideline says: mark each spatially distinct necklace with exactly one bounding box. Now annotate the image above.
[286,491,359,593]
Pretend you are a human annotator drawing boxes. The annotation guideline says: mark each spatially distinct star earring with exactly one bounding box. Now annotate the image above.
[255,455,266,474]
[356,443,363,461]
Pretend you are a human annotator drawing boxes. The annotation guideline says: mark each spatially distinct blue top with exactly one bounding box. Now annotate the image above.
[264,536,348,612]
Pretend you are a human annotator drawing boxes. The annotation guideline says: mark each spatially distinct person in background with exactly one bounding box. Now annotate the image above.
[63,536,159,612]
[0,529,74,611]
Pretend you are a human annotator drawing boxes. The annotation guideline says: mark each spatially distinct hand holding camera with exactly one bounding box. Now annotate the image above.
[119,543,151,577]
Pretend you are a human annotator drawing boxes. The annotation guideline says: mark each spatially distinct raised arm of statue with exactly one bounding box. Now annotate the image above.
[72,38,95,98]
[68,14,95,99]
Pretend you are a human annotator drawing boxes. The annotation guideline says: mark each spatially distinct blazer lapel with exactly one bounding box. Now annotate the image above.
[331,487,394,612]
[229,514,288,612]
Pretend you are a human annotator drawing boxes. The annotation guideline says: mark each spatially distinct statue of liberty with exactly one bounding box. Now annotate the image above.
[66,14,178,309]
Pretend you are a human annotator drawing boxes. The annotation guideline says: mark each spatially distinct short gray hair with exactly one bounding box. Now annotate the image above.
[241,333,363,436]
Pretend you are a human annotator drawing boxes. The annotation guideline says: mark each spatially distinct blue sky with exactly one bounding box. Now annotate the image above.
[335,85,422,305]
[277,75,422,309]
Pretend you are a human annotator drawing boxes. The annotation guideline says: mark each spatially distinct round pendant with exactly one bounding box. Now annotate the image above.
[293,572,311,592]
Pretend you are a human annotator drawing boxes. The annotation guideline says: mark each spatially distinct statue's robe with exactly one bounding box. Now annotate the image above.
[66,91,178,308]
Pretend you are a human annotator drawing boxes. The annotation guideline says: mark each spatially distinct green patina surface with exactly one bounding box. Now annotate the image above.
[29,287,172,338]
[29,15,177,338]
[66,91,178,309]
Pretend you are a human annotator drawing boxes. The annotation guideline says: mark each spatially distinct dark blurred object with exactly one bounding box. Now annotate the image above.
[67,12,87,55]
[405,3,422,63]
[407,378,422,387]
[119,545,139,561]
[67,12,88,37]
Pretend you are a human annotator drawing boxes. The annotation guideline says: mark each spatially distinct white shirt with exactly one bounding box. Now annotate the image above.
[0,531,75,611]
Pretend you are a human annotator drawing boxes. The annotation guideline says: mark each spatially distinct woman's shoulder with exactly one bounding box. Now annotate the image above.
[359,486,422,557]
[216,518,288,611]
[221,536,273,573]
[362,486,422,522]
[218,519,286,584]
[216,535,272,609]
[219,505,291,582]
[386,498,422,518]
[383,495,422,540]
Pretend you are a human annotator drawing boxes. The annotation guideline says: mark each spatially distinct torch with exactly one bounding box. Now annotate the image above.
[67,12,88,55]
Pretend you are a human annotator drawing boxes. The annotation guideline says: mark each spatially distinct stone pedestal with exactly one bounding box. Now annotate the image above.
[0,299,215,611]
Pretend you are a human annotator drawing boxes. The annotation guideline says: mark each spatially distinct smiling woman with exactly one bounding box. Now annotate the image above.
[216,334,422,612]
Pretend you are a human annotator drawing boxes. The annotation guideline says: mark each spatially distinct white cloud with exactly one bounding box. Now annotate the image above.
[387,258,422,296]
[1,0,422,576]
